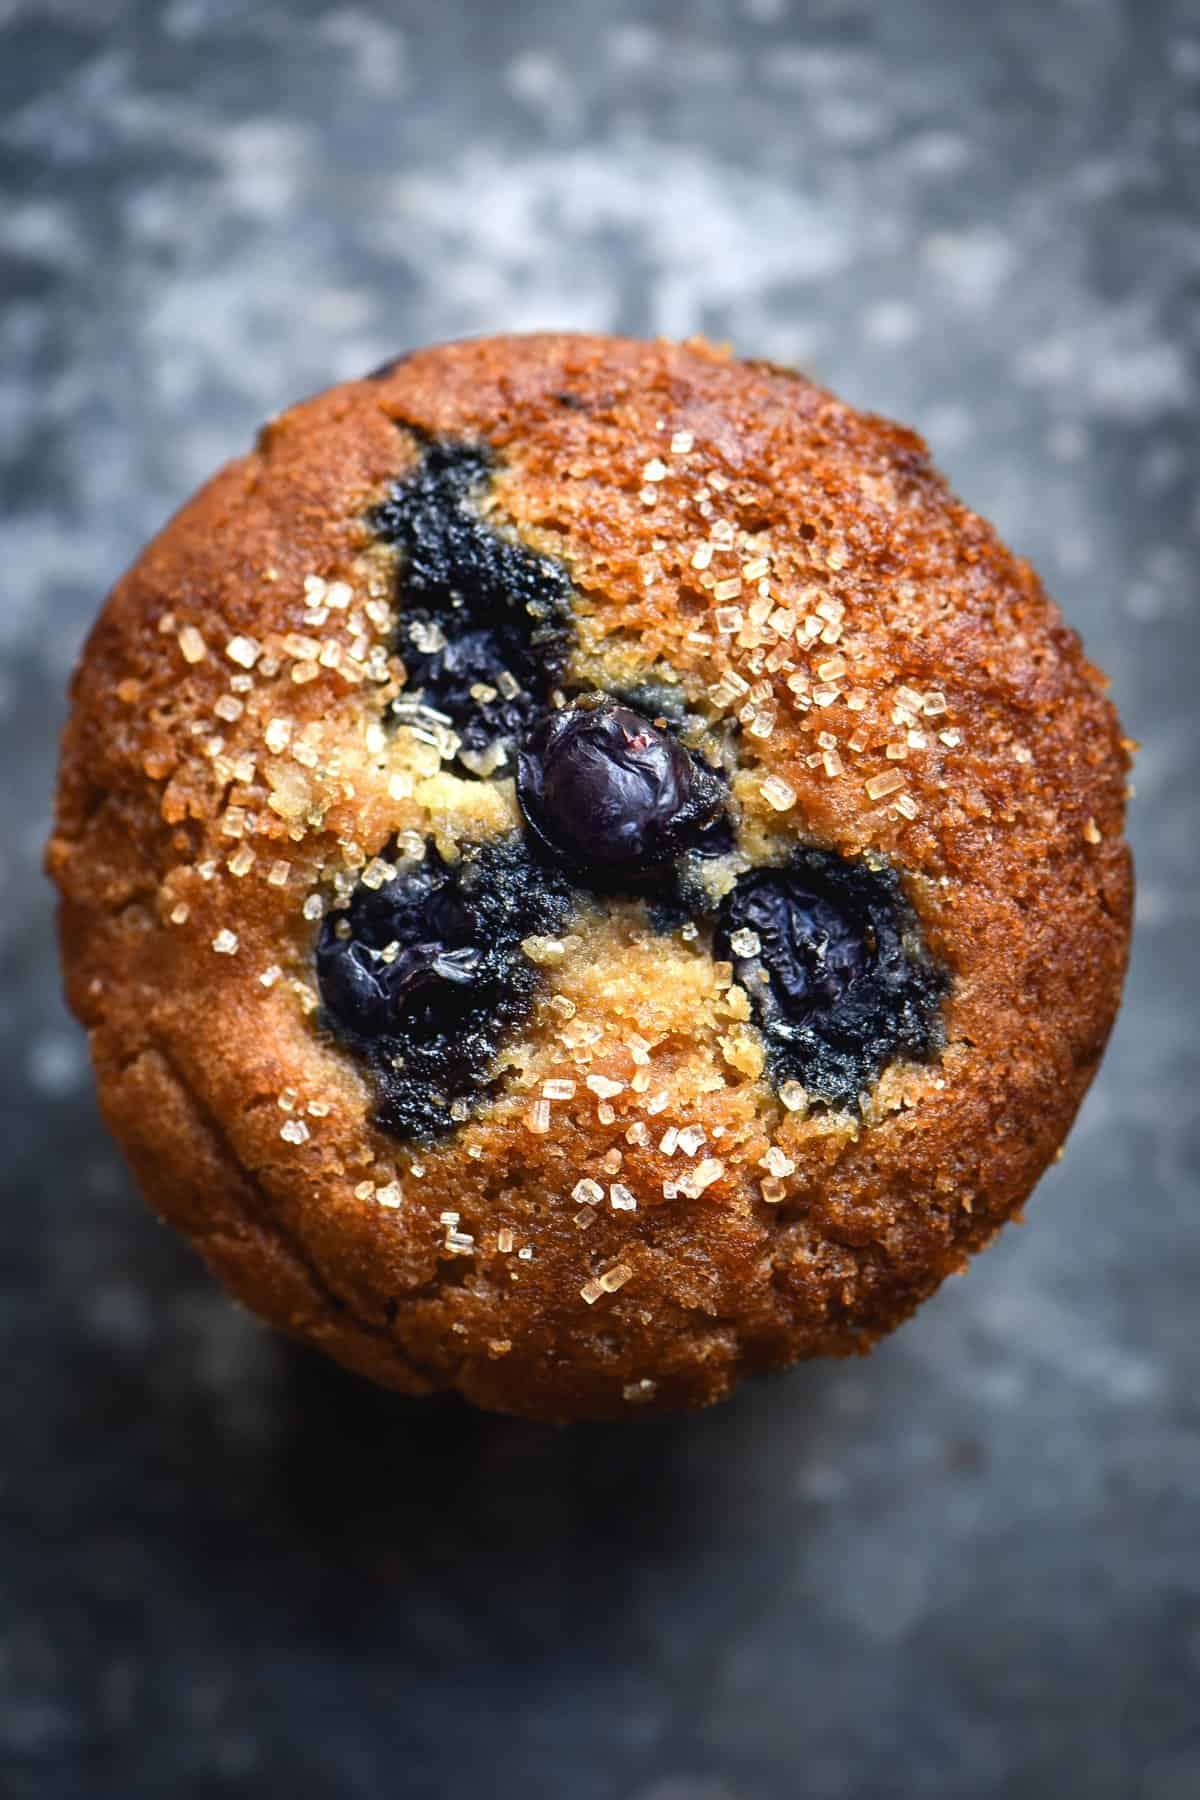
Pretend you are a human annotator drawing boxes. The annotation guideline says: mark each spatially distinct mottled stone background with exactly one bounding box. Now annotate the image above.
[2,1,1198,1796]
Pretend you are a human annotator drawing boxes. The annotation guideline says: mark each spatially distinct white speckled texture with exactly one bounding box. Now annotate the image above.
[3,2,1197,1796]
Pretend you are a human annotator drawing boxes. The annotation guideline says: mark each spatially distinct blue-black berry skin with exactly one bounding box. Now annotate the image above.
[372,438,575,763]
[516,695,725,879]
[316,836,574,1140]
[715,851,946,1108]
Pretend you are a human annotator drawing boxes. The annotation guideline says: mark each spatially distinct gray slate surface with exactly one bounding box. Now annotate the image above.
[2,2,1198,1796]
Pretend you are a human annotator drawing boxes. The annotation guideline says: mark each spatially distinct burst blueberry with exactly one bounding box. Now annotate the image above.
[316,836,574,1139]
[372,437,575,764]
[716,850,945,1108]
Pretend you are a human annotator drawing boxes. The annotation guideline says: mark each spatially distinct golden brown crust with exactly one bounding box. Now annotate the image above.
[48,333,1132,1421]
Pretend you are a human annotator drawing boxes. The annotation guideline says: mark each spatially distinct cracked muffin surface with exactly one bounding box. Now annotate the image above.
[47,332,1132,1422]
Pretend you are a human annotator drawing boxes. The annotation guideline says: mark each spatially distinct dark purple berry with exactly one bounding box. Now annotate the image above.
[371,439,574,768]
[317,937,481,1039]
[720,870,873,1019]
[516,696,724,877]
[316,837,574,1139]
[716,851,946,1108]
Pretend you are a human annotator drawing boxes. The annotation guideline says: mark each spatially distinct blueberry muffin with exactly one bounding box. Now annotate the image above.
[47,334,1133,1422]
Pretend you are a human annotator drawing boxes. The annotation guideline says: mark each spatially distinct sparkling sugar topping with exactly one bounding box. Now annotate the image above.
[141,409,966,1334]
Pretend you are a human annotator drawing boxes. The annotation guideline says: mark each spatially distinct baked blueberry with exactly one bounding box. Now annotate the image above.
[372,437,574,766]
[516,695,725,879]
[318,937,481,1039]
[317,836,574,1139]
[716,852,945,1108]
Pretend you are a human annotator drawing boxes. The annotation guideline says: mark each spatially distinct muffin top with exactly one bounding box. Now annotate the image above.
[48,333,1132,1421]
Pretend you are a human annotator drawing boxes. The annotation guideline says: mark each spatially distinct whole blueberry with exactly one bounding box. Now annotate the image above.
[516,696,724,876]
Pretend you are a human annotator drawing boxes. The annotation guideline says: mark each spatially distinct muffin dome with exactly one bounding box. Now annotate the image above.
[47,334,1132,1421]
